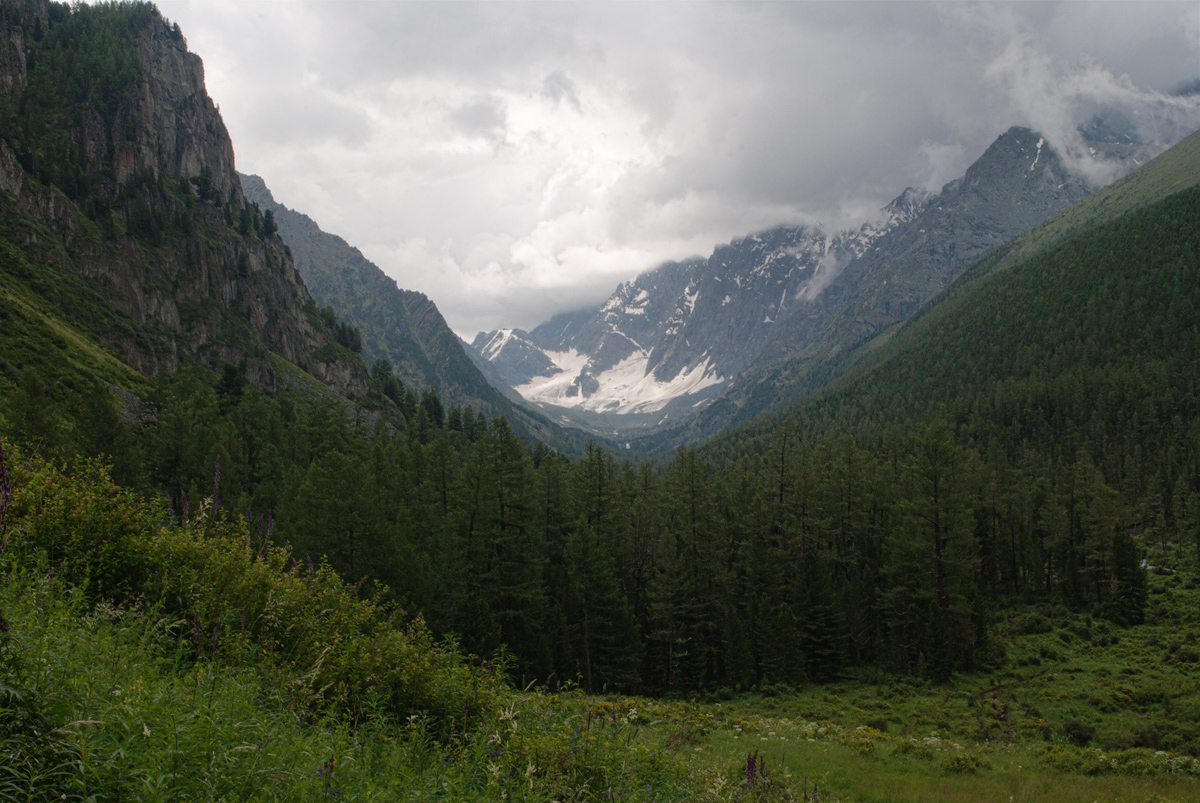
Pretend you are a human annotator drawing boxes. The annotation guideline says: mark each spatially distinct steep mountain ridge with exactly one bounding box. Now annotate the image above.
[695,123,1200,464]
[631,126,1100,449]
[240,173,588,451]
[474,126,1090,438]
[705,179,1200,475]
[0,0,365,396]
[749,129,1090,389]
[239,174,439,390]
[473,188,926,430]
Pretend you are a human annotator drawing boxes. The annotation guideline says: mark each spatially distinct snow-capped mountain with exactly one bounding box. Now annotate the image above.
[470,328,562,388]
[640,126,1105,448]
[470,124,1165,439]
[470,190,926,425]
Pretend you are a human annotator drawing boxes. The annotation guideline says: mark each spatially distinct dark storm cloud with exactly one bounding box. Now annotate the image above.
[541,71,582,113]
[448,97,508,143]
[157,1,1200,335]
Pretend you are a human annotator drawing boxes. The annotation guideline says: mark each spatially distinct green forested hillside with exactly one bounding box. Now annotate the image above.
[2,2,1198,799]
[8,184,1197,703]
[712,183,1200,503]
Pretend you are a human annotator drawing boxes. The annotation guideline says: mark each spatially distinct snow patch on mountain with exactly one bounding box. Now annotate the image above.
[479,328,515,361]
[517,350,725,415]
[470,181,933,421]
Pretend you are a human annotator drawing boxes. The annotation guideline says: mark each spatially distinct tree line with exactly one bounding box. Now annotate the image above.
[2,352,1165,695]
[7,184,1200,696]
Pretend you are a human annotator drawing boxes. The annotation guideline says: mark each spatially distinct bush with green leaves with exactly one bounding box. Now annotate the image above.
[3,442,501,729]
[0,441,717,801]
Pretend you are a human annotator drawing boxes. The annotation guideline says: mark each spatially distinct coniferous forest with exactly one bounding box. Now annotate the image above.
[7,185,1198,697]
[2,2,1200,801]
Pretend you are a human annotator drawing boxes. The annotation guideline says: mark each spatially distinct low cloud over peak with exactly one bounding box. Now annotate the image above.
[159,1,1200,336]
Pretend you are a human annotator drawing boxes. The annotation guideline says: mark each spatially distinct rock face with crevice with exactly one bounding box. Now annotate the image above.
[0,0,365,396]
[472,125,1159,441]
[470,185,926,426]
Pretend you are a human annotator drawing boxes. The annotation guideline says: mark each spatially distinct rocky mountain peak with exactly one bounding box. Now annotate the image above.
[470,124,1131,439]
[883,186,929,224]
[0,0,366,397]
[469,196,921,432]
[127,10,240,201]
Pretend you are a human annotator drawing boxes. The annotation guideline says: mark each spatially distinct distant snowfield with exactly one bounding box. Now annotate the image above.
[478,329,516,361]
[516,348,725,414]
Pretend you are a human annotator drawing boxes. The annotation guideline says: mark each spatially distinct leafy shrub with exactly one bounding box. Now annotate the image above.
[7,452,154,600]
[1041,744,1107,775]
[891,740,936,760]
[1017,614,1053,634]
[4,445,501,729]
[1064,719,1096,746]
[1174,647,1199,664]
[941,752,989,774]
[313,342,359,364]
[847,725,885,754]
[758,682,794,697]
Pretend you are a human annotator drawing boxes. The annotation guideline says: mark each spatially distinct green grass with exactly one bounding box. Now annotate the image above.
[0,445,709,802]
[0,249,147,398]
[3,445,1197,802]
[0,182,157,399]
[668,559,1200,801]
[1,573,700,801]
[270,350,339,398]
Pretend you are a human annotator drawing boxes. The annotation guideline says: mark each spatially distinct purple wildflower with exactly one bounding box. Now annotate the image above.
[0,443,11,551]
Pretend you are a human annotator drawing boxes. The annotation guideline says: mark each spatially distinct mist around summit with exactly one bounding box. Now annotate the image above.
[156,0,1200,337]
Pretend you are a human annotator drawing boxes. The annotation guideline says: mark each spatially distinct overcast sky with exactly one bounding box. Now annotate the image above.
[153,1,1200,338]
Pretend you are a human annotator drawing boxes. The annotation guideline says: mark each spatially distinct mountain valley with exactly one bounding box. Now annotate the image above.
[1,2,1199,802]
[240,174,585,452]
[470,125,1176,443]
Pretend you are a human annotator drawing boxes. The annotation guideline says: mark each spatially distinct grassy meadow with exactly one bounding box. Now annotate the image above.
[2,442,1197,802]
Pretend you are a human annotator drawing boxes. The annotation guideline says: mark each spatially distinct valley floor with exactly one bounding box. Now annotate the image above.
[5,566,1197,802]
[3,446,1197,802]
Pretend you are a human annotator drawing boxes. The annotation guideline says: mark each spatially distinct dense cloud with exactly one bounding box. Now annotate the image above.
[156,1,1200,337]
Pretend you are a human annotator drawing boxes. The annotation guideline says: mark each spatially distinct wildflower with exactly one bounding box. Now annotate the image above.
[0,444,10,546]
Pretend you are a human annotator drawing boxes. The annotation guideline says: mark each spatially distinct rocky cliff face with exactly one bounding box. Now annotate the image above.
[471,187,924,427]
[643,127,1100,447]
[0,0,365,397]
[240,173,439,391]
[240,172,582,450]
[125,15,238,200]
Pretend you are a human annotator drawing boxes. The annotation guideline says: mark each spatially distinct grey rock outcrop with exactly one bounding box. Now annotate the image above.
[0,0,366,397]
